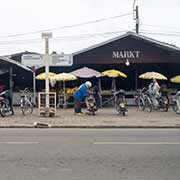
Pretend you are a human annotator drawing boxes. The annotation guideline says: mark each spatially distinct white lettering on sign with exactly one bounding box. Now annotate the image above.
[112,51,140,59]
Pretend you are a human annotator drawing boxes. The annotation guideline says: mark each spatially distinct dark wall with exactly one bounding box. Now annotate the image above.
[74,35,180,64]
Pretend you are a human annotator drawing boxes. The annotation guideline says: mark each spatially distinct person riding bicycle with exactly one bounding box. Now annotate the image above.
[148,78,160,97]
[148,78,161,107]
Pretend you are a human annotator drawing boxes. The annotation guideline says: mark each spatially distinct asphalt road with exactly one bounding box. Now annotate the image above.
[0,129,180,180]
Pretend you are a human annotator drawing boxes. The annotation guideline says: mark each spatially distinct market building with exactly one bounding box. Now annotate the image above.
[4,31,180,100]
[71,31,180,90]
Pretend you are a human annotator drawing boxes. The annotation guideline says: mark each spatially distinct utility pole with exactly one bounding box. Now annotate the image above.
[135,5,139,34]
[42,32,52,110]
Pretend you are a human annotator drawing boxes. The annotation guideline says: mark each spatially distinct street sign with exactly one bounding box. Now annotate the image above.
[21,53,73,67]
[49,54,73,66]
[21,54,43,67]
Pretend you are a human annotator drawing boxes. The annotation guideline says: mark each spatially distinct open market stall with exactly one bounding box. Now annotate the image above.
[71,67,102,106]
[51,73,77,108]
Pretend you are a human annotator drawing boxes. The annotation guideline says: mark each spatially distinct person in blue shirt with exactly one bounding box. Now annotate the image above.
[73,81,92,114]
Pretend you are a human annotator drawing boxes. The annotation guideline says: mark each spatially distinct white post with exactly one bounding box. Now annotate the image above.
[42,32,52,109]
[33,71,36,106]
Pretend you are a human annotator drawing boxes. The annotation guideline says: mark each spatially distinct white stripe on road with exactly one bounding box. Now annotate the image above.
[93,142,180,145]
[0,141,39,144]
[59,169,72,172]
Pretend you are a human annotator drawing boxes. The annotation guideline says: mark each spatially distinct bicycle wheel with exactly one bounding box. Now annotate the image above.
[9,105,14,115]
[172,102,178,113]
[138,97,145,111]
[0,103,6,117]
[145,97,152,113]
[163,104,168,112]
[22,102,33,115]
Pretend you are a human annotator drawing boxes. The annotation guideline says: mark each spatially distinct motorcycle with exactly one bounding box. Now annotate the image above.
[85,94,97,115]
[0,90,14,117]
[172,91,180,114]
[115,90,127,116]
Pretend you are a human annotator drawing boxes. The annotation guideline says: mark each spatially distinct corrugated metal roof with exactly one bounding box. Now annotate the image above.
[0,56,32,72]
[73,31,180,56]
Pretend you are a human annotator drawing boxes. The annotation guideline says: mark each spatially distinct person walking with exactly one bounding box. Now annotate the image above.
[73,81,92,115]
[92,82,101,108]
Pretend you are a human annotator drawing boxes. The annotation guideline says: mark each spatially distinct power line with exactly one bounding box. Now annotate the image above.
[0,13,132,39]
[0,30,129,45]
[143,24,180,31]
[140,31,180,37]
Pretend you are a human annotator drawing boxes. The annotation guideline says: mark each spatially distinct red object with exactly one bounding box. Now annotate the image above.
[0,85,4,93]
[32,66,36,72]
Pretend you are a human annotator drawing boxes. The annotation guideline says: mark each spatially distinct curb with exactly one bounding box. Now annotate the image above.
[0,124,180,128]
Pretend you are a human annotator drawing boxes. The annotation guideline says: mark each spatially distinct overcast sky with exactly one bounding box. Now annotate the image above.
[0,0,180,55]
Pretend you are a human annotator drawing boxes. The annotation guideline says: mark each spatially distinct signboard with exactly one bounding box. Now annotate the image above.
[112,51,140,59]
[49,54,73,66]
[21,54,43,67]
[21,53,73,67]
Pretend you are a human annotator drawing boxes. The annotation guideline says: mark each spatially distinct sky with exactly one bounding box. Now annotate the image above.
[0,0,180,55]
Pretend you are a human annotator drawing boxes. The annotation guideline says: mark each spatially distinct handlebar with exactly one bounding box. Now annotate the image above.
[0,90,9,96]
[20,88,31,94]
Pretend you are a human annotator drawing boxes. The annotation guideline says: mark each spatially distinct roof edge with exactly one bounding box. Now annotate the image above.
[72,31,180,56]
[0,56,32,72]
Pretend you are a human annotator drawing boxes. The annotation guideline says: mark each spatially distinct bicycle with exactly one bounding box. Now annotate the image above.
[20,88,33,115]
[102,91,118,107]
[135,88,152,112]
[0,90,14,117]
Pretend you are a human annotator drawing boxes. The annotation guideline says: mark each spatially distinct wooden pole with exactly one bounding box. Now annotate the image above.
[135,6,139,34]
[135,67,138,90]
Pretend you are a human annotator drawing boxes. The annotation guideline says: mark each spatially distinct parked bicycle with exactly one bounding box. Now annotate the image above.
[0,90,14,117]
[114,90,127,116]
[135,88,152,112]
[172,91,180,114]
[102,90,127,115]
[150,94,169,112]
[20,88,33,115]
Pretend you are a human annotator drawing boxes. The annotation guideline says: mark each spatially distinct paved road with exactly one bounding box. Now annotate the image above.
[0,129,180,180]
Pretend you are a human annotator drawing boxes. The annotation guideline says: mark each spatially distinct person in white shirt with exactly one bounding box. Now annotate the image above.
[152,78,160,96]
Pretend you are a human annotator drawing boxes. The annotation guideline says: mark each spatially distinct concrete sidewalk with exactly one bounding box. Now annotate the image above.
[0,107,180,128]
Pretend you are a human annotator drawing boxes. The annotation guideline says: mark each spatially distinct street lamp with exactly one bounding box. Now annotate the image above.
[125,59,130,66]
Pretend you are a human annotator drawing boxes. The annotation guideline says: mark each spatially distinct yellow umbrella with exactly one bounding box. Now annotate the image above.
[102,69,127,78]
[139,72,167,80]
[102,69,127,91]
[170,75,180,83]
[36,72,56,80]
[52,73,77,107]
[54,73,77,81]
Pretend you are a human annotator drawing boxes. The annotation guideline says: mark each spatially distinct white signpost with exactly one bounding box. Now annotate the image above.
[21,54,73,67]
[21,54,43,67]
[50,54,73,66]
[21,52,73,116]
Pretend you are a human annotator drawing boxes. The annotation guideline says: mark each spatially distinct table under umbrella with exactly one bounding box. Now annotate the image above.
[52,73,77,108]
[102,69,127,91]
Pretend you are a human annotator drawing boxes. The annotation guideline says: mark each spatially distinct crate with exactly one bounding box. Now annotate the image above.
[38,92,56,117]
